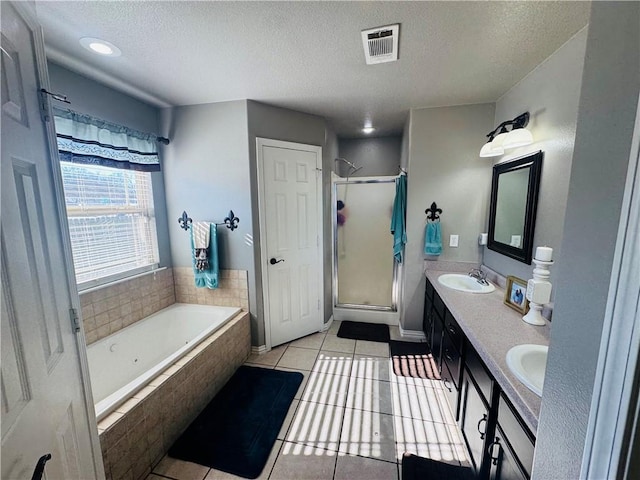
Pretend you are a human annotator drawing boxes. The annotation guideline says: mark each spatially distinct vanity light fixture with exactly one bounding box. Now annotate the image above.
[480,112,533,157]
[80,37,122,57]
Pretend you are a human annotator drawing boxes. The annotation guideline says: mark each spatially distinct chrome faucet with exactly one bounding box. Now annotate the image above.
[469,268,489,285]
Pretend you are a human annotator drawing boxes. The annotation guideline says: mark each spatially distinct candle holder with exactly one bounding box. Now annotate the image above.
[522,258,553,326]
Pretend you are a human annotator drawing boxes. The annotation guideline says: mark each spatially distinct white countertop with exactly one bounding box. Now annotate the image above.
[425,269,550,434]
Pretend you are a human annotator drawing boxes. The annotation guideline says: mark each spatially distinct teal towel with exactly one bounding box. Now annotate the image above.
[190,223,219,289]
[390,174,407,263]
[424,222,442,256]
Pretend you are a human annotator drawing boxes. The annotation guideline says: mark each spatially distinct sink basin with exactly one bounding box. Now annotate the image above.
[437,273,495,294]
[506,344,548,397]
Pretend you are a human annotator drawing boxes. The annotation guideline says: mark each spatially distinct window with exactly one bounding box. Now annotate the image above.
[60,163,159,288]
[53,107,162,289]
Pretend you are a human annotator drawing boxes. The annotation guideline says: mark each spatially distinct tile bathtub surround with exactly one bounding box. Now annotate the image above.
[98,312,251,480]
[173,267,249,311]
[80,268,176,345]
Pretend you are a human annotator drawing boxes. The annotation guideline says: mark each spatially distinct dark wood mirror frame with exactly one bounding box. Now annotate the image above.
[487,151,543,264]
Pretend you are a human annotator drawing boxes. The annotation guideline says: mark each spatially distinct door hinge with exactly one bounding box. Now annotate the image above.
[69,308,80,333]
[38,89,50,122]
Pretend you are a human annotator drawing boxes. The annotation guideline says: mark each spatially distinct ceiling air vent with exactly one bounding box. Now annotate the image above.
[361,24,399,65]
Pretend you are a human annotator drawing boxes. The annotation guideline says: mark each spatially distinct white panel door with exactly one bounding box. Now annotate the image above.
[259,140,322,347]
[1,4,100,479]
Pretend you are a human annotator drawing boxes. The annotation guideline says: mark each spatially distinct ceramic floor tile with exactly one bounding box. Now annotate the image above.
[145,475,168,480]
[351,355,392,383]
[322,334,356,354]
[289,332,326,350]
[394,415,464,464]
[153,455,210,480]
[355,340,390,358]
[204,441,282,480]
[245,345,287,367]
[301,371,350,407]
[334,454,399,480]
[277,400,300,440]
[391,377,456,425]
[327,320,342,335]
[314,351,354,377]
[276,347,318,371]
[270,442,337,480]
[285,400,345,453]
[339,407,397,463]
[275,367,310,400]
[346,377,393,415]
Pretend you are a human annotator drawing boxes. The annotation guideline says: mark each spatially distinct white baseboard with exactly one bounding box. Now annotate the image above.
[251,345,268,355]
[399,325,427,342]
[333,307,399,325]
[320,315,334,332]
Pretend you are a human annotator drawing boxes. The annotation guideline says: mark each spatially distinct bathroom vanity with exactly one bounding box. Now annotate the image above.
[424,270,550,480]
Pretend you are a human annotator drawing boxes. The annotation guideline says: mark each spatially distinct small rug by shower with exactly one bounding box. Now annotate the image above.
[168,366,302,479]
[337,321,390,343]
[389,341,440,380]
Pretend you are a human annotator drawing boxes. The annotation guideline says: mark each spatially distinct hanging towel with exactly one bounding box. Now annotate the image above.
[424,221,442,256]
[193,222,211,271]
[190,223,219,289]
[390,174,407,263]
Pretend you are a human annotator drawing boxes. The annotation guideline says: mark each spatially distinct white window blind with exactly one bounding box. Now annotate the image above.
[60,162,159,288]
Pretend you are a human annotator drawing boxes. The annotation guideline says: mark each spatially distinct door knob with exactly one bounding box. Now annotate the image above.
[269,258,284,265]
[31,454,52,480]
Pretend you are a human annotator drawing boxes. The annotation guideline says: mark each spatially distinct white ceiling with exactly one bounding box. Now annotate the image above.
[35,1,590,137]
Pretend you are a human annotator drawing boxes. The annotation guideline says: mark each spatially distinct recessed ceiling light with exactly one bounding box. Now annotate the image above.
[80,37,121,57]
[362,126,375,134]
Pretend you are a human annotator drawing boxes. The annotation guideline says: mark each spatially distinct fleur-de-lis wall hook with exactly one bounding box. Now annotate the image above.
[425,202,443,221]
[178,211,193,230]
[224,210,240,231]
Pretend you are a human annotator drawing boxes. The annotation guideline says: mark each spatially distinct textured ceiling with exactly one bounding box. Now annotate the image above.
[35,1,590,137]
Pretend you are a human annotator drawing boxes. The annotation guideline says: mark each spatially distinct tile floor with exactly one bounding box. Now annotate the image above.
[146,322,469,480]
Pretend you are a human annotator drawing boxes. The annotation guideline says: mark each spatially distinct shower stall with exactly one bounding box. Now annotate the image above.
[332,173,401,324]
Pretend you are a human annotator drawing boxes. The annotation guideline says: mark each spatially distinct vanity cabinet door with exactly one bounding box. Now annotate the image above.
[431,311,444,369]
[442,329,462,388]
[460,369,491,477]
[497,394,535,478]
[424,282,434,345]
[488,430,528,480]
[441,362,459,420]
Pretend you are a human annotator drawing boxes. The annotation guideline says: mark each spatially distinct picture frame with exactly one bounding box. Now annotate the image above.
[504,275,529,314]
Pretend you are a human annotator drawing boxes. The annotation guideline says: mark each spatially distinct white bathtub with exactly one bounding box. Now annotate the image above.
[87,303,241,421]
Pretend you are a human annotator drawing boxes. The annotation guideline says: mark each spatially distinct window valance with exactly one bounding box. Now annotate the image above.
[53,107,161,172]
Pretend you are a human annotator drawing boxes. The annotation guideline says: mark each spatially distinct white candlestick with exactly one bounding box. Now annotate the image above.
[535,246,553,262]
[522,258,553,326]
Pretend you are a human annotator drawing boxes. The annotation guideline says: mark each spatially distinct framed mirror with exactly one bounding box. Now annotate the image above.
[488,151,543,264]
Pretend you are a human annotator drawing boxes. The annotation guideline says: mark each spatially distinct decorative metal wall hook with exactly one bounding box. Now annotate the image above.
[178,210,240,231]
[224,210,240,231]
[425,202,442,221]
[178,211,192,230]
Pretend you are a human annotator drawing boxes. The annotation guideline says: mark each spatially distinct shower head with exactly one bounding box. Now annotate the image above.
[335,157,362,173]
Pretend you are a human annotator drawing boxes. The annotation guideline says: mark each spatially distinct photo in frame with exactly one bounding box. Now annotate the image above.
[504,275,529,314]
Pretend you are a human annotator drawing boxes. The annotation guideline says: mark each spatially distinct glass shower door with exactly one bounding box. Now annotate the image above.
[334,179,397,310]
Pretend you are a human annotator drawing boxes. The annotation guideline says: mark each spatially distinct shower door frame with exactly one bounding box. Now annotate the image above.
[332,175,400,313]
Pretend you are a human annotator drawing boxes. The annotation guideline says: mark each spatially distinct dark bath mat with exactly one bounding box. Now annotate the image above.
[401,453,474,480]
[390,340,440,380]
[337,320,390,343]
[168,366,302,479]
